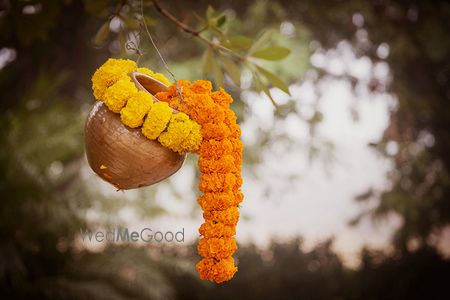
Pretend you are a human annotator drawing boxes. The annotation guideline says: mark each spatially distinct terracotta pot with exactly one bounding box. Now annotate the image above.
[84,73,185,190]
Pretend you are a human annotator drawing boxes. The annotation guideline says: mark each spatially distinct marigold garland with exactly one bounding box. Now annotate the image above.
[120,90,153,128]
[104,77,138,113]
[91,58,202,154]
[155,80,243,283]
[141,101,173,140]
[91,59,243,283]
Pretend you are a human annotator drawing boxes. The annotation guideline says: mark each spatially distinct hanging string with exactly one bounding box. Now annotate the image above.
[140,0,185,105]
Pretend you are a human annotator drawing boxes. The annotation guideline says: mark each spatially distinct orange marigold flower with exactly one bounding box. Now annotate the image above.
[199,221,236,238]
[190,80,213,94]
[229,138,243,153]
[168,80,191,93]
[224,108,237,125]
[229,138,243,165]
[198,155,237,174]
[211,88,234,107]
[199,173,237,193]
[198,191,240,211]
[196,257,237,283]
[156,81,222,125]
[198,237,237,259]
[233,163,242,174]
[155,80,189,103]
[234,191,244,204]
[199,139,234,160]
[228,123,242,138]
[143,78,243,283]
[194,100,226,125]
[154,91,176,108]
[234,175,243,189]
[201,123,231,140]
[203,207,240,225]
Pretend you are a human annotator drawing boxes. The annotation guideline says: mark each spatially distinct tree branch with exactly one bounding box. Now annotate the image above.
[151,0,200,36]
[150,0,246,61]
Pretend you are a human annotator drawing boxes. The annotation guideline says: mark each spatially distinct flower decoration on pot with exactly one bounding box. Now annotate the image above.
[86,58,243,283]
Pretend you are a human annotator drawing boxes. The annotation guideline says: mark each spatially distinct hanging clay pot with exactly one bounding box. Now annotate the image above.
[84,73,185,190]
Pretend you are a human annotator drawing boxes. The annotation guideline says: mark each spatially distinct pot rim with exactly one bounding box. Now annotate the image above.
[130,72,168,101]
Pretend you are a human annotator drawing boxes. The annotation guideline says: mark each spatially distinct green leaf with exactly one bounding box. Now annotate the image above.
[211,55,224,87]
[251,46,291,60]
[253,72,279,108]
[249,30,273,54]
[224,36,253,51]
[206,5,215,20]
[202,47,214,75]
[251,70,262,93]
[94,21,110,46]
[216,14,227,27]
[261,82,278,108]
[221,56,241,86]
[310,111,323,123]
[275,100,297,118]
[256,66,290,95]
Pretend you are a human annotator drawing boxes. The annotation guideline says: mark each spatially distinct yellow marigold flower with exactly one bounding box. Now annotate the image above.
[198,237,237,259]
[120,91,153,128]
[203,207,240,225]
[92,58,137,101]
[137,67,171,86]
[104,78,139,113]
[196,257,237,283]
[199,221,236,238]
[158,112,192,154]
[141,101,172,140]
[179,122,202,153]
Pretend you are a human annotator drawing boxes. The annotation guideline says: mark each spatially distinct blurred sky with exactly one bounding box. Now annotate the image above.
[80,41,401,268]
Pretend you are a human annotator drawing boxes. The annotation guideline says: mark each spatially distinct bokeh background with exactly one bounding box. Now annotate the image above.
[1,0,450,299]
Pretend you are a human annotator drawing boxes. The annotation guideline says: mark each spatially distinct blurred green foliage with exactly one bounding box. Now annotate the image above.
[88,0,292,106]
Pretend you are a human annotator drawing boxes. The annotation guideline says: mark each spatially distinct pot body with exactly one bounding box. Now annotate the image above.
[85,73,185,190]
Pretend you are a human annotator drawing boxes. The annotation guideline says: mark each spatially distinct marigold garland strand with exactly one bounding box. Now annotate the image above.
[156,80,243,283]
[91,59,243,283]
[91,58,201,155]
